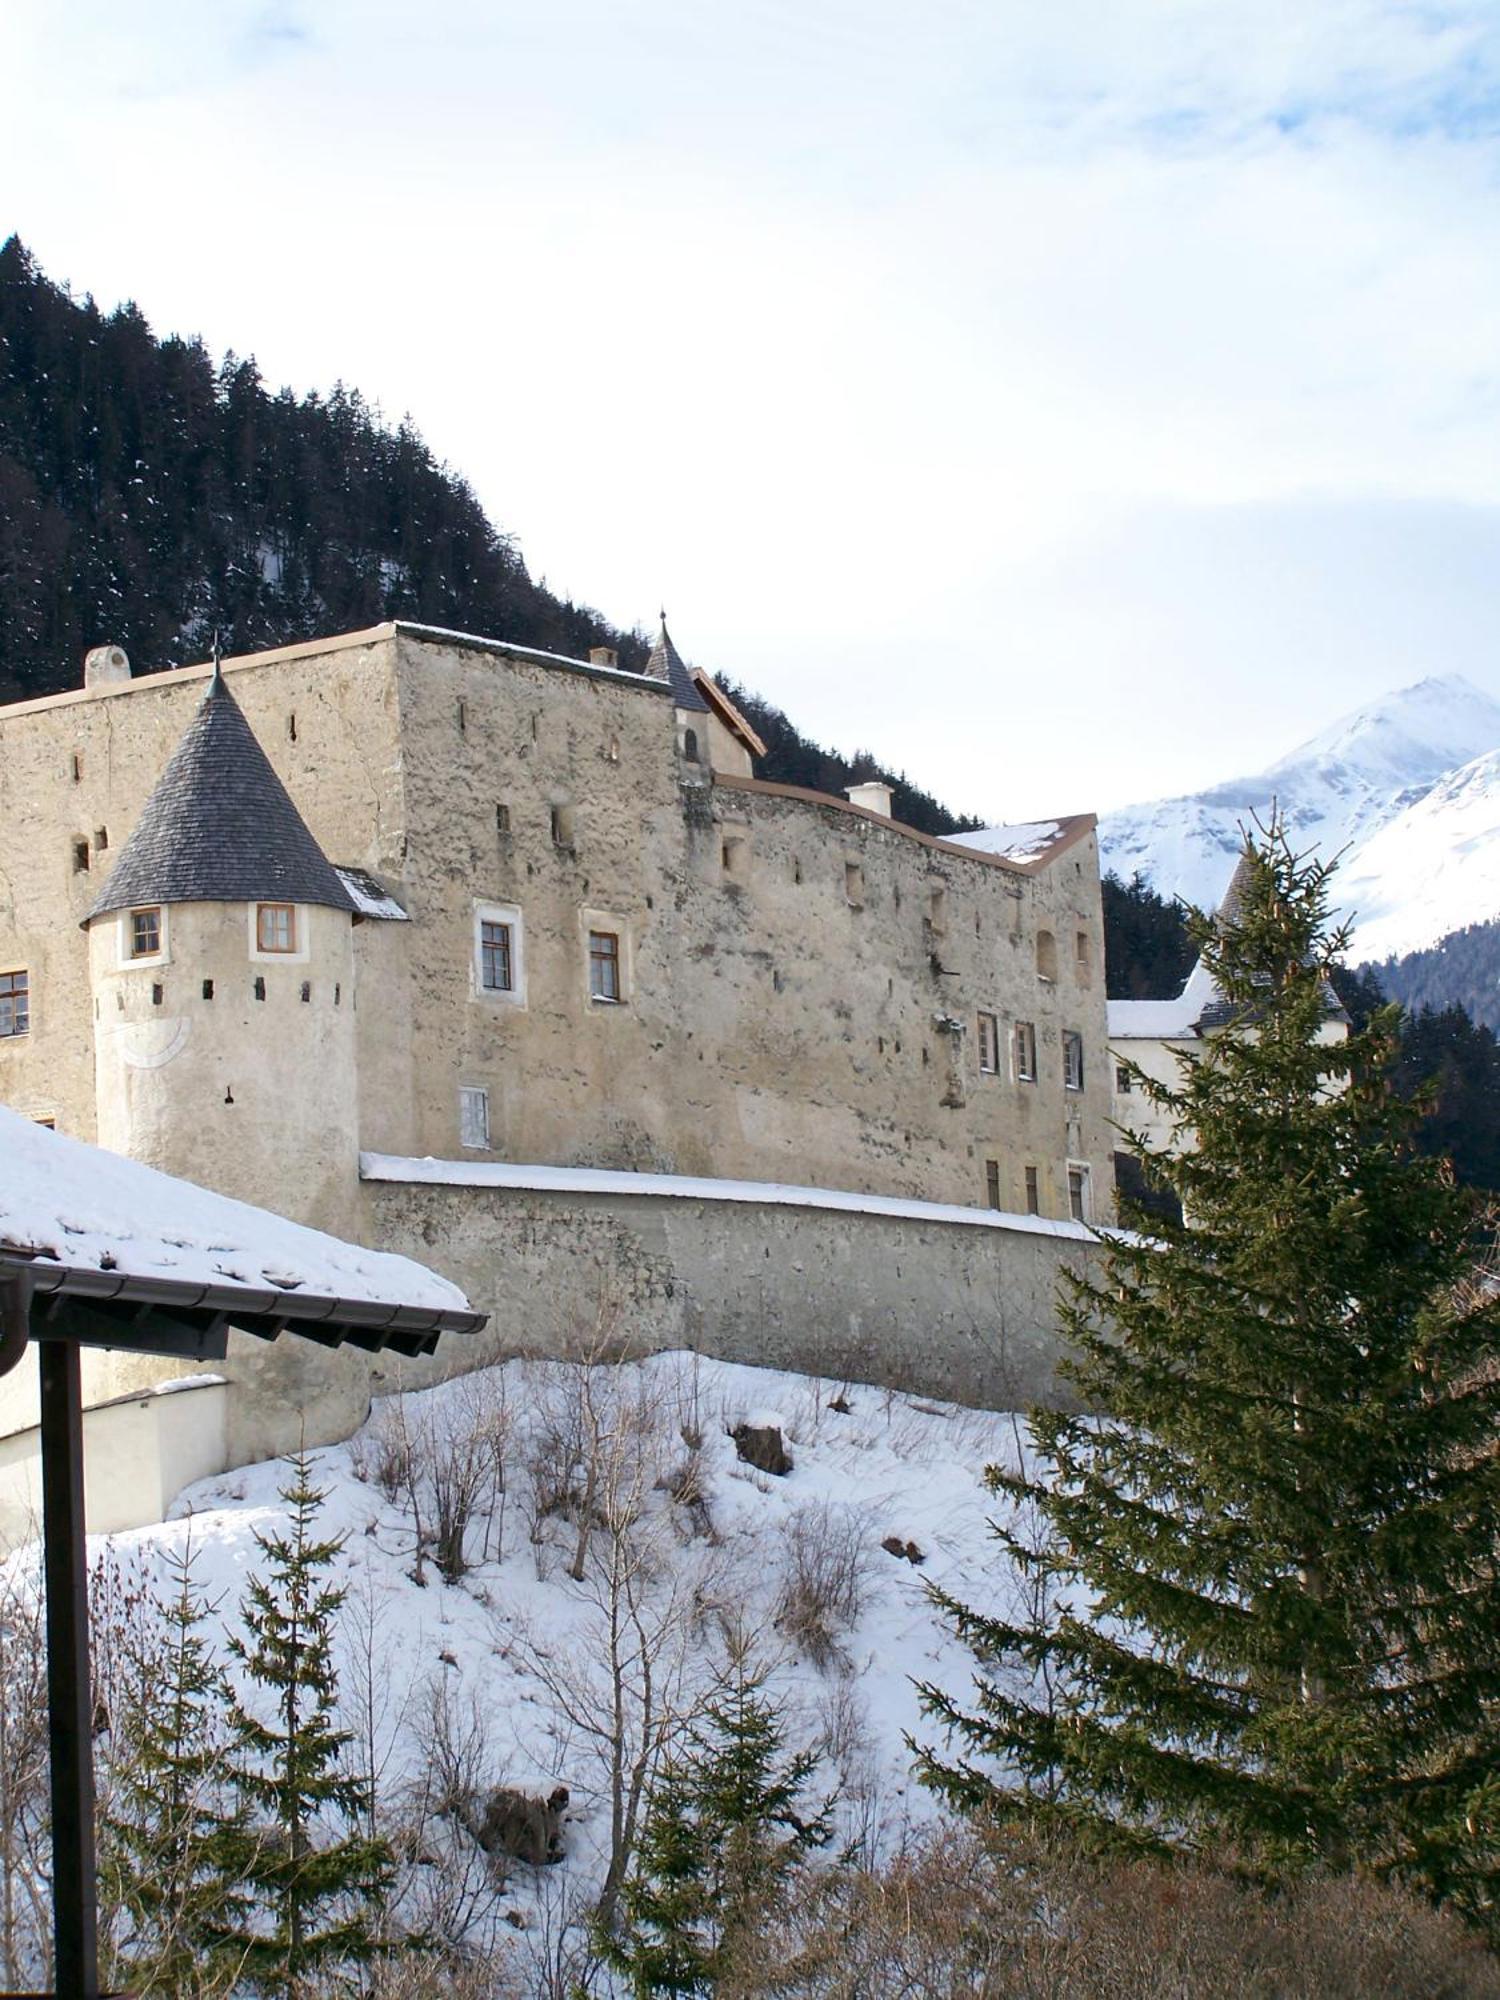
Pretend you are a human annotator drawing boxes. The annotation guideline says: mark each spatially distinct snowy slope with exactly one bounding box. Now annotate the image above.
[1099,674,1500,921]
[4,1353,1039,1977]
[1340,747,1500,963]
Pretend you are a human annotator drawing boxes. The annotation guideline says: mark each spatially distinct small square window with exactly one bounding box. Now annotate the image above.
[1014,1021,1037,1083]
[130,908,162,958]
[459,1085,490,1149]
[1063,1030,1084,1092]
[589,929,621,1002]
[0,970,29,1038]
[256,903,296,953]
[480,920,514,992]
[977,1011,999,1075]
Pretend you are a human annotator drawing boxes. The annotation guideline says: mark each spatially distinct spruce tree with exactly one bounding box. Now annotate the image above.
[917,822,1500,1932]
[219,1456,396,1995]
[98,1539,250,1995]
[602,1657,831,1996]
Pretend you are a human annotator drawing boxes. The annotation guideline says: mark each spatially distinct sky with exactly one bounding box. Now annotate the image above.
[6,1,1500,821]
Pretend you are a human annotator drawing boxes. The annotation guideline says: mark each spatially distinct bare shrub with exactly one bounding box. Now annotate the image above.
[0,1557,49,1989]
[716,1822,1500,1999]
[775,1502,870,1670]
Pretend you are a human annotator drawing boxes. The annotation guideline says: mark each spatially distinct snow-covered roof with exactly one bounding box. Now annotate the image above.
[946,820,1066,865]
[361,1154,1099,1243]
[334,866,410,922]
[0,1106,472,1313]
[1107,961,1221,1041]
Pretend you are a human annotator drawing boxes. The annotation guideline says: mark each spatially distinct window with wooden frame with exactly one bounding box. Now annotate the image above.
[985,1159,1001,1209]
[459,1086,490,1149]
[130,907,163,959]
[255,903,297,954]
[588,929,622,1002]
[0,969,28,1038]
[977,1011,999,1075]
[1067,1162,1091,1222]
[1024,1164,1040,1215]
[1014,1020,1037,1083]
[1063,1029,1084,1091]
[480,919,514,993]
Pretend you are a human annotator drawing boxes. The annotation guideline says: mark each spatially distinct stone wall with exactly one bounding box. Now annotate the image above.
[360,1169,1095,1416]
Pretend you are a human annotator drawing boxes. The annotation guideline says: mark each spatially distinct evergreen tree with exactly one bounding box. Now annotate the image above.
[98,1540,251,1995]
[602,1658,831,1996]
[220,1457,396,1995]
[917,822,1500,1933]
[1102,870,1196,1000]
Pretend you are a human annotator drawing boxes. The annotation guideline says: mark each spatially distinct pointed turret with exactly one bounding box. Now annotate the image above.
[645,617,709,715]
[86,673,355,923]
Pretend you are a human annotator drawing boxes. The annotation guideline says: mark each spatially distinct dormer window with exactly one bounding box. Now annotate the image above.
[256,903,297,953]
[130,908,162,958]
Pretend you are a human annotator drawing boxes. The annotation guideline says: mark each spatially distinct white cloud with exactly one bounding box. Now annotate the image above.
[6,0,1500,820]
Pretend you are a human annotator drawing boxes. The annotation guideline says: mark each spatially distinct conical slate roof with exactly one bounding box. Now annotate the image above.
[645,618,709,714]
[86,671,357,922]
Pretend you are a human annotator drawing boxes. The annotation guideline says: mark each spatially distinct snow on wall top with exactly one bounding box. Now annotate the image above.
[0,1106,471,1310]
[945,820,1065,865]
[360,1154,1098,1243]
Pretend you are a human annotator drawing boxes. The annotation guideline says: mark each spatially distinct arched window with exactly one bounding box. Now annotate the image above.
[1036,929,1057,982]
[683,728,700,763]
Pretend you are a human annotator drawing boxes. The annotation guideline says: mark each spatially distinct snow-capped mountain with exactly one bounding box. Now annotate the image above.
[1099,674,1500,961]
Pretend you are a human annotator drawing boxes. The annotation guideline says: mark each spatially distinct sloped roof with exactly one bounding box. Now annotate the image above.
[645,618,710,713]
[86,671,356,922]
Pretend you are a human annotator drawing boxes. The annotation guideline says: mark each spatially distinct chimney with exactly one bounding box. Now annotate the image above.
[589,646,619,670]
[846,779,894,819]
[83,645,130,689]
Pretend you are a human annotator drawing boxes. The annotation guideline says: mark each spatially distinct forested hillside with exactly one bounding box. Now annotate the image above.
[1373,919,1500,1035]
[0,236,640,704]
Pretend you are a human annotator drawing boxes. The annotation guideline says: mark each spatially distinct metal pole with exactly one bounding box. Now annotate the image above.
[38,1338,100,2000]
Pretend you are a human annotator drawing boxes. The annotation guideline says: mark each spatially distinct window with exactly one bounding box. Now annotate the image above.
[721,835,749,882]
[1036,929,1058,982]
[550,803,575,849]
[255,903,296,954]
[845,861,865,907]
[928,886,947,935]
[1063,1030,1084,1091]
[474,902,525,1004]
[1068,1163,1092,1223]
[459,1086,490,1149]
[130,907,162,958]
[0,970,28,1038]
[985,1159,1001,1209]
[1075,931,1091,981]
[589,930,621,1002]
[72,839,90,873]
[683,727,700,762]
[1024,1164,1040,1215]
[480,920,514,992]
[1116,1062,1133,1095]
[495,802,511,835]
[1014,1020,1037,1082]
[977,1011,999,1074]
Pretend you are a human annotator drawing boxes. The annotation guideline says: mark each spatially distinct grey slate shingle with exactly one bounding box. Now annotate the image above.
[86,671,357,923]
[644,619,710,714]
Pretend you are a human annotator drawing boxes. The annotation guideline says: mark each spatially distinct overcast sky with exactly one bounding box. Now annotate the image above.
[7,1,1500,821]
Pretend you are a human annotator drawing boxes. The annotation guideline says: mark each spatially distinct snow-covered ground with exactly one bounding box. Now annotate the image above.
[19,1352,1034,1970]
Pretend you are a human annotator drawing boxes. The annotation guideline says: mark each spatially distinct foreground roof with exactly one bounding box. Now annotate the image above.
[86,671,356,922]
[0,1106,477,1332]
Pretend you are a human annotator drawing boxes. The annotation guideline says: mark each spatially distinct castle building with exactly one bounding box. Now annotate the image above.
[0,621,1115,1509]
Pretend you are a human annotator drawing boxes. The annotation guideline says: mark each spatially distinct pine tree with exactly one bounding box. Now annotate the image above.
[219,1457,396,1995]
[602,1657,832,1996]
[98,1539,251,1996]
[917,821,1500,1933]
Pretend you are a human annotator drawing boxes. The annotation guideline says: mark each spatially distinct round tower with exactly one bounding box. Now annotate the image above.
[83,667,361,1239]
